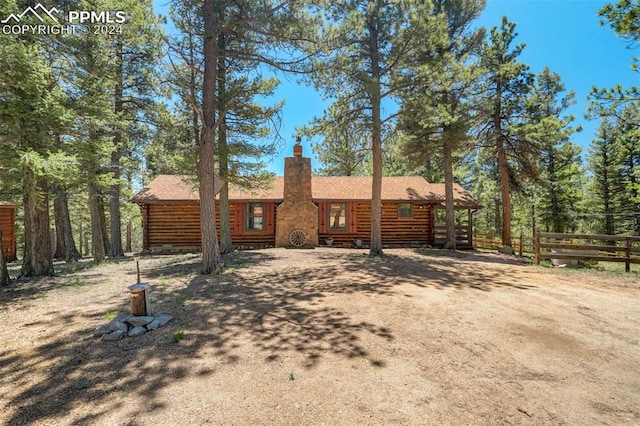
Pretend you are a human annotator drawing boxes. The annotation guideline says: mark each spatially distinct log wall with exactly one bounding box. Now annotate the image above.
[0,206,17,262]
[318,202,433,246]
[142,201,434,250]
[141,202,276,250]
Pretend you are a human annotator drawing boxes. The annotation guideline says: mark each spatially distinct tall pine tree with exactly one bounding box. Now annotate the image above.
[522,68,582,233]
[588,118,623,235]
[476,17,535,248]
[307,0,445,255]
[398,0,485,248]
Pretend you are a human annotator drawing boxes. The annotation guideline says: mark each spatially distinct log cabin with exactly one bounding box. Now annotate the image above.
[0,202,18,262]
[132,145,481,251]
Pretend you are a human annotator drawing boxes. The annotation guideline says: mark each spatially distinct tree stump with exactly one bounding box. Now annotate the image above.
[128,283,151,316]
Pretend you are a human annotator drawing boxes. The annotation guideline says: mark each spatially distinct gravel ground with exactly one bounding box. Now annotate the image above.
[0,247,638,425]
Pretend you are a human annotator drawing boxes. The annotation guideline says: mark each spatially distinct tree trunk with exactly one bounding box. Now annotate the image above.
[493,82,511,248]
[110,41,124,258]
[126,220,132,252]
[218,179,232,253]
[199,126,223,274]
[79,221,83,257]
[497,136,511,247]
[0,237,9,286]
[199,0,223,274]
[53,185,66,260]
[83,228,90,258]
[98,194,110,256]
[217,31,232,254]
[603,168,614,235]
[21,169,54,277]
[443,140,457,250]
[88,180,106,263]
[368,13,383,256]
[109,143,124,257]
[53,188,80,262]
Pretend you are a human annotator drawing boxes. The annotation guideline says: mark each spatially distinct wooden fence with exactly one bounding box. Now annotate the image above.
[434,224,472,249]
[473,233,534,256]
[534,230,640,272]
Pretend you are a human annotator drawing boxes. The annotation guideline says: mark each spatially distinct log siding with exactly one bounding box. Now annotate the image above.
[133,174,480,251]
[318,201,433,246]
[142,202,277,251]
[0,205,17,262]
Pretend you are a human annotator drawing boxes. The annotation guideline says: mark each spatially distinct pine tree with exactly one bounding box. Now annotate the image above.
[476,17,535,248]
[0,5,71,276]
[50,132,81,262]
[599,0,640,44]
[521,68,582,233]
[307,0,444,255]
[590,1,640,118]
[588,118,623,235]
[68,25,116,263]
[398,0,485,249]
[304,103,371,176]
[615,103,640,234]
[171,0,308,270]
[107,0,162,257]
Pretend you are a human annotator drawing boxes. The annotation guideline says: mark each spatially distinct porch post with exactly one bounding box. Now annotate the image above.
[467,209,473,247]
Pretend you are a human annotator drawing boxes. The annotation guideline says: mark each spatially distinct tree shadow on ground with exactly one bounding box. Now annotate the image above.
[1,248,534,425]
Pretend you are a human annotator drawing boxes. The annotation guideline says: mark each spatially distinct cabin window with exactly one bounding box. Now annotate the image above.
[245,202,264,231]
[328,203,347,231]
[398,203,413,218]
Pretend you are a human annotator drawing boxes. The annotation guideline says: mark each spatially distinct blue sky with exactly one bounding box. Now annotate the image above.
[152,0,638,176]
[478,0,638,162]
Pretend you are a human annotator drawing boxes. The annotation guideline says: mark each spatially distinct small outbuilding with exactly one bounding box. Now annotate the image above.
[0,202,18,262]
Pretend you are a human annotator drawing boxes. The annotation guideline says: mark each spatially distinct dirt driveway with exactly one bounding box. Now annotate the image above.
[1,248,638,425]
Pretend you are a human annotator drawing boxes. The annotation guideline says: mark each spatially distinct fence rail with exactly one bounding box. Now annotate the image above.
[434,224,472,248]
[473,233,534,256]
[534,229,640,272]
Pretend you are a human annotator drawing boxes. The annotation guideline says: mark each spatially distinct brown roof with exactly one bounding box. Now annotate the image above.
[425,183,483,209]
[225,178,284,201]
[131,175,224,203]
[0,201,19,208]
[310,177,480,208]
[311,176,431,201]
[132,175,481,209]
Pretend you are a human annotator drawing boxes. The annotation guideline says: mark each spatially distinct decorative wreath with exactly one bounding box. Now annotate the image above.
[289,229,307,247]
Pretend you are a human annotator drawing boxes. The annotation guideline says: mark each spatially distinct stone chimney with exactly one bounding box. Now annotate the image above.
[275,138,318,247]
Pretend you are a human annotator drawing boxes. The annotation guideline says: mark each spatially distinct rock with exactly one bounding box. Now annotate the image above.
[146,318,160,330]
[101,330,125,341]
[109,319,129,333]
[128,326,147,337]
[93,312,173,340]
[94,325,112,337]
[113,313,129,322]
[498,246,515,255]
[125,315,154,327]
[154,314,173,326]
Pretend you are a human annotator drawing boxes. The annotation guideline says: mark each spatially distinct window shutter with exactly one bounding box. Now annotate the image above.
[348,202,358,233]
[233,203,243,234]
[266,202,275,234]
[318,202,327,233]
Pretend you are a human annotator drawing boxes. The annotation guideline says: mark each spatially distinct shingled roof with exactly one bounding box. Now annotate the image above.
[131,175,223,203]
[132,175,481,209]
[310,176,479,208]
